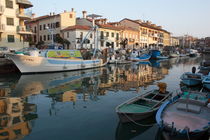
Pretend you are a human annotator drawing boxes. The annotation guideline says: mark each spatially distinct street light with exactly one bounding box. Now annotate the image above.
[46,26,54,45]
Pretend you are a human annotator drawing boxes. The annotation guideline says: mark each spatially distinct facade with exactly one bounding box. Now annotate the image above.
[62,25,93,49]
[119,18,171,48]
[170,37,180,46]
[205,37,210,47]
[76,12,121,50]
[177,35,198,48]
[0,0,33,50]
[26,9,76,47]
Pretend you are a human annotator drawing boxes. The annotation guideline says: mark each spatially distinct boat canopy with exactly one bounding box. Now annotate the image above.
[46,50,83,59]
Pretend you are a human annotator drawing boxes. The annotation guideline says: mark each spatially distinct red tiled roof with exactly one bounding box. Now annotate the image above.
[27,14,59,23]
[62,25,92,31]
[121,18,170,34]
[97,24,121,31]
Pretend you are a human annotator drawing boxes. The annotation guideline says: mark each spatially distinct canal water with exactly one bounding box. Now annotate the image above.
[0,56,207,140]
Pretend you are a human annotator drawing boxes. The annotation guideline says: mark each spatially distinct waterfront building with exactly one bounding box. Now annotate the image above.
[170,36,180,47]
[118,18,171,48]
[62,25,93,49]
[0,0,33,50]
[26,9,76,47]
[76,11,121,50]
[205,37,210,47]
[109,22,140,49]
[177,35,198,48]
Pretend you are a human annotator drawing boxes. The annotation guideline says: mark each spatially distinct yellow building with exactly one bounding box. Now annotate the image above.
[26,9,76,46]
[119,18,171,48]
[0,0,33,50]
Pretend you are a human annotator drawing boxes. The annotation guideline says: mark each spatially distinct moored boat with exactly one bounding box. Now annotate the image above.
[130,51,151,61]
[156,91,210,139]
[6,50,107,74]
[180,68,203,86]
[202,73,210,90]
[170,53,179,58]
[116,83,172,123]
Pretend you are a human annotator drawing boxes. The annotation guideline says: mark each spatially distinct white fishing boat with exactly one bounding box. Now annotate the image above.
[6,50,107,74]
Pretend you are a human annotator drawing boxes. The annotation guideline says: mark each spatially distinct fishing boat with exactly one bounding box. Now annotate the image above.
[116,83,172,123]
[156,91,210,139]
[129,50,151,61]
[150,50,168,60]
[180,72,203,86]
[189,49,198,57]
[6,50,107,74]
[202,73,210,90]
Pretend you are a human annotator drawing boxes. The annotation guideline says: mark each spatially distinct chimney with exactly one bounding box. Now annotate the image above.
[64,10,67,13]
[53,12,55,15]
[50,12,52,16]
[82,11,87,19]
[32,13,36,18]
[71,8,74,12]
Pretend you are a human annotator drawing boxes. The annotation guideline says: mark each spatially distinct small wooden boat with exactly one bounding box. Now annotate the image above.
[202,73,210,90]
[156,55,169,60]
[156,91,210,139]
[180,72,203,86]
[116,83,172,123]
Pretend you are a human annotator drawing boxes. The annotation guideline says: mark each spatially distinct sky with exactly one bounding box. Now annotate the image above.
[30,0,210,38]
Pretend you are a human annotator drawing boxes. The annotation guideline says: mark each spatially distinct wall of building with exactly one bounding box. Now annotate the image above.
[0,0,30,50]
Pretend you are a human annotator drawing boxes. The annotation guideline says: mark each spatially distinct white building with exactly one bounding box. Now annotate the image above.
[62,25,94,49]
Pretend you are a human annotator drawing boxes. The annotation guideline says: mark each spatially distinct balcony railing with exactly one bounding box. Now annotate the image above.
[0,5,5,15]
[17,26,33,34]
[0,24,5,32]
[16,9,32,20]
[16,0,33,8]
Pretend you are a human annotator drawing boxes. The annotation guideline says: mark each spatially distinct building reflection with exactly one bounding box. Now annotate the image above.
[0,86,37,140]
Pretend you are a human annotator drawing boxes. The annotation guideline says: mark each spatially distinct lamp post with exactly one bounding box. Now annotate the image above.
[46,26,54,45]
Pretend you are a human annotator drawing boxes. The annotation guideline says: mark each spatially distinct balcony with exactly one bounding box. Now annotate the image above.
[16,0,33,8]
[0,24,5,32]
[17,26,33,35]
[16,10,32,20]
[0,5,5,15]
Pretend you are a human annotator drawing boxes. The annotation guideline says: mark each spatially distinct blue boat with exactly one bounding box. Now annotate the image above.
[202,73,210,90]
[180,72,203,86]
[130,51,151,61]
[156,91,210,139]
[150,50,168,60]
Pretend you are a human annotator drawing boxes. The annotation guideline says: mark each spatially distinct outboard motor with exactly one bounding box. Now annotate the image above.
[192,67,196,74]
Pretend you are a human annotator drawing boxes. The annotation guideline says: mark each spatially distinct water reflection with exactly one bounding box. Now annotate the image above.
[0,56,204,140]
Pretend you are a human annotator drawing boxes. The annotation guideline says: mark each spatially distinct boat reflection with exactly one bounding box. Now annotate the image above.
[115,116,156,140]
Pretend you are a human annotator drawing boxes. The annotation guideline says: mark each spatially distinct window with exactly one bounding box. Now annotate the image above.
[43,24,46,30]
[5,0,13,9]
[34,36,37,42]
[101,41,104,47]
[56,22,60,28]
[116,33,119,40]
[8,35,15,43]
[6,18,14,26]
[40,36,42,41]
[44,35,46,41]
[90,33,93,39]
[70,14,73,18]
[67,32,69,38]
[39,25,42,31]
[100,31,104,39]
[111,32,114,38]
[106,32,109,37]
[48,35,50,40]
[34,27,37,33]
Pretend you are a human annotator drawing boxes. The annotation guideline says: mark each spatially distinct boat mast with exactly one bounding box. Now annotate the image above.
[87,14,102,58]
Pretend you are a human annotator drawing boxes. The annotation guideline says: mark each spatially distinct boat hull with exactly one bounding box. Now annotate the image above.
[6,54,106,74]
[117,110,157,123]
[181,79,202,86]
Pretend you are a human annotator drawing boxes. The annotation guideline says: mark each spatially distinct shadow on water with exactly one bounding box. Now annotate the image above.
[115,116,156,140]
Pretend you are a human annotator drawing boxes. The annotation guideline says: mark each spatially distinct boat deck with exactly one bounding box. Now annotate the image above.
[162,92,210,131]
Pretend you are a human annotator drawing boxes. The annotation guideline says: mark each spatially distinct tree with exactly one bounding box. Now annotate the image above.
[120,38,128,49]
